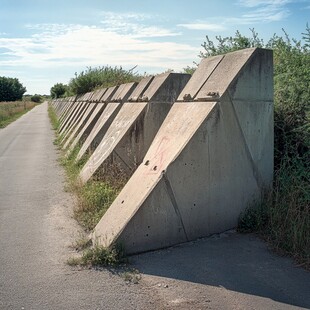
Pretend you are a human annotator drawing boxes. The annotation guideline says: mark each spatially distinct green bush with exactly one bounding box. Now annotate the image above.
[31,94,42,103]
[0,76,27,101]
[67,65,142,95]
[50,83,68,99]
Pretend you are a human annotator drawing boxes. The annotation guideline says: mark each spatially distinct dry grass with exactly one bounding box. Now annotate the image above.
[0,101,37,128]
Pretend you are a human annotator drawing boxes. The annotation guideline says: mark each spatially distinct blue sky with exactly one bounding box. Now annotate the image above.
[0,0,309,95]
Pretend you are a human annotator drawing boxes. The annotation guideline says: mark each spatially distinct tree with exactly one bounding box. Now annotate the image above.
[50,83,67,99]
[31,94,42,103]
[0,76,27,101]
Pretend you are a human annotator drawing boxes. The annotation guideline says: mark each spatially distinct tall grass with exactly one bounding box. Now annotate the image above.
[0,101,37,128]
[47,106,121,232]
[60,146,120,231]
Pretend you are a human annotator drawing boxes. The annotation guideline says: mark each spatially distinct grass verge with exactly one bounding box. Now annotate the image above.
[67,243,126,267]
[238,157,310,269]
[48,104,125,267]
[0,101,38,128]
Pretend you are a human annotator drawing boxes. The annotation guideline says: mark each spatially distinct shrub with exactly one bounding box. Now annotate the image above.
[67,65,142,95]
[31,94,42,103]
[0,76,27,101]
[50,83,68,99]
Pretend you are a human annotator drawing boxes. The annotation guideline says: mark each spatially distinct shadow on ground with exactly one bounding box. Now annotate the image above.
[132,232,310,309]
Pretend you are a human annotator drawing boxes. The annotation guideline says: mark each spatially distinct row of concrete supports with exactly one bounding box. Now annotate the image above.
[51,48,274,254]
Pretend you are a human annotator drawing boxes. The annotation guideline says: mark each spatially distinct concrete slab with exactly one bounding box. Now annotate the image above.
[91,88,107,102]
[128,76,154,101]
[75,83,137,161]
[59,102,83,134]
[62,102,97,150]
[58,95,88,132]
[101,86,118,102]
[111,82,138,102]
[177,55,223,101]
[59,102,90,140]
[59,97,77,123]
[79,73,191,184]
[66,102,107,155]
[91,48,274,254]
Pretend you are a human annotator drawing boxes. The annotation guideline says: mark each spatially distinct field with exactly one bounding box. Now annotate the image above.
[0,101,37,128]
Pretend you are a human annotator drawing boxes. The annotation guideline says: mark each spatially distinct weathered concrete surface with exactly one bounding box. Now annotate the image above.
[67,102,107,155]
[59,91,95,143]
[76,81,146,162]
[60,101,90,144]
[92,48,274,254]
[58,93,89,133]
[58,97,75,125]
[64,86,118,157]
[79,73,190,184]
[62,102,97,150]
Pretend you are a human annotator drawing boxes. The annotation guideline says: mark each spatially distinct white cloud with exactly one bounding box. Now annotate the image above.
[236,0,292,23]
[0,23,197,71]
[178,23,226,31]
[238,0,291,7]
[99,11,180,38]
[176,0,292,34]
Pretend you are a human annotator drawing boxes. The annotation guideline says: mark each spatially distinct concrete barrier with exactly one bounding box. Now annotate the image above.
[58,93,90,135]
[75,82,142,162]
[79,72,191,184]
[57,97,76,125]
[91,48,274,254]
[62,89,107,150]
[59,92,94,143]
[66,88,109,155]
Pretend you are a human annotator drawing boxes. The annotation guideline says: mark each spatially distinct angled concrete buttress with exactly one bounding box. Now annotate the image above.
[58,94,87,132]
[66,88,110,155]
[59,97,77,123]
[91,48,274,254]
[79,72,191,184]
[60,92,93,143]
[62,89,107,150]
[75,82,139,162]
[59,93,89,134]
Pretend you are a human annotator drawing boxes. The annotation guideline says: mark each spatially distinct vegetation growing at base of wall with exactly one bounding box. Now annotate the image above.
[197,27,309,267]
[67,243,126,267]
[48,104,125,231]
[0,101,37,128]
[48,105,123,266]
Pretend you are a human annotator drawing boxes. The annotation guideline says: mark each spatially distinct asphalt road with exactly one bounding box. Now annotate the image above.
[0,102,309,309]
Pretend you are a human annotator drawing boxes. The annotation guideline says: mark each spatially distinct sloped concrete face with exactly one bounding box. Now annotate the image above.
[75,83,137,161]
[67,102,107,155]
[62,102,97,150]
[79,72,191,184]
[92,48,274,254]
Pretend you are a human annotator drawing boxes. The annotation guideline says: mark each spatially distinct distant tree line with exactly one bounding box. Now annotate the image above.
[0,76,27,101]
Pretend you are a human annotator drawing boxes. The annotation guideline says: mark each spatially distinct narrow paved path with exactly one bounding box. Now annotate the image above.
[0,103,309,310]
[0,103,162,309]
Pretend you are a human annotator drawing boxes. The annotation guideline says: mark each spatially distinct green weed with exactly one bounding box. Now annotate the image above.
[67,244,126,267]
